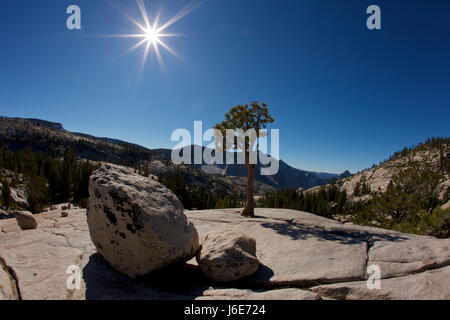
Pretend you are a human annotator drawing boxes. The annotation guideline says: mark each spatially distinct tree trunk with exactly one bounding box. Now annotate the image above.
[242,153,255,217]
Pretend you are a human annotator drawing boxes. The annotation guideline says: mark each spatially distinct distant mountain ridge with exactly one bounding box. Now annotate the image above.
[311,170,351,180]
[0,116,346,191]
[9,117,65,131]
[144,145,344,190]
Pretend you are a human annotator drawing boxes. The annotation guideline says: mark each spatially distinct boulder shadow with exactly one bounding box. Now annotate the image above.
[238,263,275,288]
[82,253,196,300]
[138,261,213,297]
[189,263,275,290]
[82,253,279,299]
[131,260,276,295]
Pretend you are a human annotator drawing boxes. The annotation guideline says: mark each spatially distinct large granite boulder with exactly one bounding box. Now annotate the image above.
[14,211,37,230]
[197,230,259,282]
[87,164,199,278]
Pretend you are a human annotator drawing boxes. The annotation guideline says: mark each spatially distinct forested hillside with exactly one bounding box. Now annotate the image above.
[259,137,450,238]
[0,145,245,213]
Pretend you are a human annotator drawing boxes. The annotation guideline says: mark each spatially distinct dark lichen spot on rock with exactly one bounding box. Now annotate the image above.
[124,205,144,232]
[126,223,137,234]
[109,190,127,207]
[104,207,117,226]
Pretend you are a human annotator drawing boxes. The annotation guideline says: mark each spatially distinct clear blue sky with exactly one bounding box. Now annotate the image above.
[1,0,449,173]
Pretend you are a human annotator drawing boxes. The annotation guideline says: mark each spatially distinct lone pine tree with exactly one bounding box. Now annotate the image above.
[214,102,274,217]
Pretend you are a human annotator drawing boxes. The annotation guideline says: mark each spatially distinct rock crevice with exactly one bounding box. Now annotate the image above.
[0,256,21,300]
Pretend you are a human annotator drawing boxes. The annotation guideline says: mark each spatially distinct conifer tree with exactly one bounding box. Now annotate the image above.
[215,102,274,217]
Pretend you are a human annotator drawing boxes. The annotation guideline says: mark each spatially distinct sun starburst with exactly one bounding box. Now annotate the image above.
[108,0,201,75]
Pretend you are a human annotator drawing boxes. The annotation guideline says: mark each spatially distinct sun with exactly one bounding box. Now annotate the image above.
[107,0,201,75]
[145,27,159,45]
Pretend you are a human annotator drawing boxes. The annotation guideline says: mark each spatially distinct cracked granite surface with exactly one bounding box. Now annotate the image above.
[0,206,449,300]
